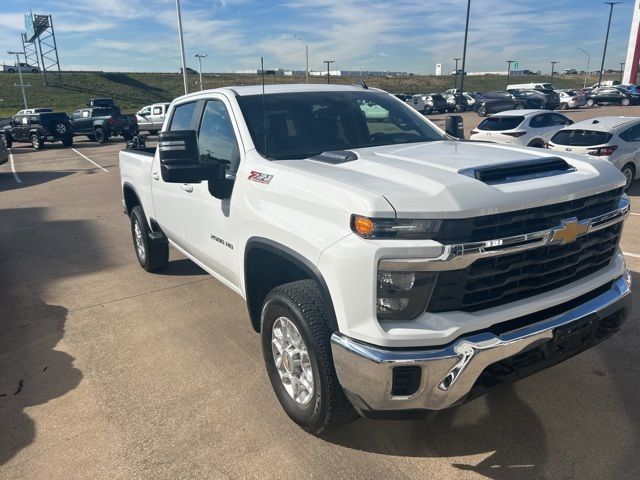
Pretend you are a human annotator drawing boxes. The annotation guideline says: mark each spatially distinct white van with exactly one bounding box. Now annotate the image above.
[507,83,556,92]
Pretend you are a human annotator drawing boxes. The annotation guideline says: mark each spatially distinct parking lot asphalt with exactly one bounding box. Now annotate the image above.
[1,106,640,480]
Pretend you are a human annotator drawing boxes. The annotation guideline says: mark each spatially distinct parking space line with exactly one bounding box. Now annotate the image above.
[0,152,116,168]
[623,251,640,259]
[629,212,640,216]
[9,152,22,184]
[72,148,109,173]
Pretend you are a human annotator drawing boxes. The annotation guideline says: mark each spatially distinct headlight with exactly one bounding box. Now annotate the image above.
[351,215,441,239]
[377,270,437,320]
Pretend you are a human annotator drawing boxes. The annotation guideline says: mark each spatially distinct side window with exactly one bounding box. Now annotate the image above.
[169,102,197,131]
[549,114,571,126]
[620,123,640,142]
[21,117,29,125]
[30,115,38,124]
[529,114,546,128]
[152,106,163,115]
[140,107,151,116]
[198,100,240,172]
[81,110,90,118]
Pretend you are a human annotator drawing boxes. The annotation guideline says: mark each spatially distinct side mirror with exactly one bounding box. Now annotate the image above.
[445,115,465,140]
[158,130,225,184]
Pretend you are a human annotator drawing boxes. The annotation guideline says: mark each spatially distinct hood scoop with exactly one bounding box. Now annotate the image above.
[459,157,576,185]
[310,150,359,164]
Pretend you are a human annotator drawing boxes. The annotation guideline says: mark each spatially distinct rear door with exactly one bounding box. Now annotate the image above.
[150,100,199,248]
[72,109,92,133]
[150,105,166,130]
[617,122,640,172]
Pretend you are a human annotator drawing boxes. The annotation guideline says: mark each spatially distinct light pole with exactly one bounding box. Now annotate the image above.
[506,60,515,86]
[577,48,591,88]
[453,57,461,90]
[457,0,471,110]
[598,2,621,87]
[194,53,207,91]
[620,62,625,82]
[550,61,558,80]
[7,51,28,108]
[294,35,309,83]
[324,60,335,84]
[176,0,188,95]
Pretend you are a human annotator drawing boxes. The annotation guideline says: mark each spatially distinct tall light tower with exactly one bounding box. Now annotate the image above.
[194,53,207,90]
[457,0,472,111]
[506,60,515,85]
[550,61,558,80]
[598,2,621,87]
[623,0,640,84]
[324,60,335,84]
[176,0,188,95]
[577,48,591,88]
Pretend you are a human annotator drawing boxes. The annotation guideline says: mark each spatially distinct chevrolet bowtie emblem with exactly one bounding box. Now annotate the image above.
[551,218,589,245]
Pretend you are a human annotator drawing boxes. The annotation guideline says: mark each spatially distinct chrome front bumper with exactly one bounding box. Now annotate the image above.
[331,274,631,414]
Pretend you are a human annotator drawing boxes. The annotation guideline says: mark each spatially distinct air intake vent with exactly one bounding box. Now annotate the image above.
[391,366,422,396]
[460,157,575,185]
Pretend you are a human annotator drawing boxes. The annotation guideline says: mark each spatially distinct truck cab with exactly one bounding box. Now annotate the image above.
[136,103,170,134]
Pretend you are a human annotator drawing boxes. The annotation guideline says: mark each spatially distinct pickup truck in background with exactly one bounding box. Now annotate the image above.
[70,104,138,143]
[120,84,631,435]
[136,103,170,134]
[2,62,40,73]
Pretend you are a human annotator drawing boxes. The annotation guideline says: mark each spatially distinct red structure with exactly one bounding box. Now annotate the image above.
[623,0,640,84]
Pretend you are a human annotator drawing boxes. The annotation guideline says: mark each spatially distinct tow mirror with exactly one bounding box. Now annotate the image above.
[158,130,225,184]
[445,115,465,140]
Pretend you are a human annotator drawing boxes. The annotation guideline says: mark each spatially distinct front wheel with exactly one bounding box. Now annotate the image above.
[31,133,44,150]
[514,103,525,110]
[621,97,631,107]
[586,99,595,107]
[477,104,488,117]
[559,103,569,110]
[1,133,10,148]
[621,163,636,191]
[261,280,358,436]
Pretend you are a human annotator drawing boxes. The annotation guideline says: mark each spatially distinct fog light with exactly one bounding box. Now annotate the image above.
[377,271,415,291]
[377,297,410,313]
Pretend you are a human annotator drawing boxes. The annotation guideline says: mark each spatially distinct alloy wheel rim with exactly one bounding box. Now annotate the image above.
[624,168,633,189]
[271,316,314,406]
[56,123,66,134]
[134,220,146,261]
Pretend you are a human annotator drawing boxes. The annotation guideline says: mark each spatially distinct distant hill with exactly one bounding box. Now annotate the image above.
[0,71,619,117]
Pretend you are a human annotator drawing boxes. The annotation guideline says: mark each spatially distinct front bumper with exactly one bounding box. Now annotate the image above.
[331,274,631,415]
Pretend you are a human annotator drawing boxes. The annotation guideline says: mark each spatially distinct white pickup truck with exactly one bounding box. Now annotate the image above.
[135,103,170,134]
[120,84,631,435]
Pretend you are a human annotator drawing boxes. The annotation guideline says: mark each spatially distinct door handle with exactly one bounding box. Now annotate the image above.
[151,171,159,180]
[180,183,193,193]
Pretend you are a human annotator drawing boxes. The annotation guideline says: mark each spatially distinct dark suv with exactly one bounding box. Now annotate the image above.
[1,112,73,149]
[70,104,138,143]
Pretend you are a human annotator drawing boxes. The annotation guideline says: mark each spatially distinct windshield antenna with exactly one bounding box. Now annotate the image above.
[261,57,267,156]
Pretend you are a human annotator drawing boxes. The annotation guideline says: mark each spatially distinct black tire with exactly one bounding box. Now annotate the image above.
[559,102,569,110]
[477,104,488,117]
[621,163,636,191]
[130,206,168,272]
[62,135,73,147]
[31,69,38,74]
[1,133,10,148]
[514,103,525,110]
[527,139,546,148]
[261,280,358,436]
[86,134,96,141]
[7,68,15,73]
[31,133,44,150]
[94,128,109,144]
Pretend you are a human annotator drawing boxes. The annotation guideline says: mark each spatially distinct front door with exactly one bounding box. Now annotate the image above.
[182,97,242,288]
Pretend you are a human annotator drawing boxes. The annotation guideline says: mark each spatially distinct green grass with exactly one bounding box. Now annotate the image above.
[0,71,621,117]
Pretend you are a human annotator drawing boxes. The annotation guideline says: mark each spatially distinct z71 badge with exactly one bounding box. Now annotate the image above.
[248,171,273,184]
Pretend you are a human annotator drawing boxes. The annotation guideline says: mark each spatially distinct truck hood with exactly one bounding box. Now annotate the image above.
[279,141,625,218]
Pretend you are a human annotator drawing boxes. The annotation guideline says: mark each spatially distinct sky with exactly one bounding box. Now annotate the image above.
[0,0,636,74]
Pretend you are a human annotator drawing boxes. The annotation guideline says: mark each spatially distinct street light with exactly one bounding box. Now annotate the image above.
[453,57,461,90]
[550,61,558,80]
[506,60,515,85]
[457,0,472,110]
[620,62,626,83]
[577,48,591,88]
[7,51,28,108]
[294,35,309,83]
[323,60,335,84]
[175,0,188,95]
[598,2,622,87]
[194,53,207,91]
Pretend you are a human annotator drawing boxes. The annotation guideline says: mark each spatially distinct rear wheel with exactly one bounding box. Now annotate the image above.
[477,104,488,117]
[86,134,96,141]
[621,163,636,191]
[527,139,546,148]
[586,99,595,107]
[514,103,525,110]
[559,103,569,110]
[1,133,10,148]
[130,206,168,272]
[94,128,109,144]
[621,97,631,107]
[62,136,73,147]
[31,69,38,73]
[31,133,44,150]
[7,68,15,73]
[261,280,358,436]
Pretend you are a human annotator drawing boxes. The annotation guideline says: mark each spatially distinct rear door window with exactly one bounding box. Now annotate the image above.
[169,102,198,131]
[478,116,525,131]
[620,123,640,142]
[152,106,163,115]
[551,130,613,146]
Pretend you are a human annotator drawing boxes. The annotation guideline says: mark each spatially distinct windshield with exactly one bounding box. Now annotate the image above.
[478,116,525,131]
[551,129,612,146]
[236,91,444,160]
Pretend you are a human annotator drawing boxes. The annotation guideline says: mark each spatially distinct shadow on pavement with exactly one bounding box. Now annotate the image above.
[0,170,76,191]
[0,208,106,465]
[155,258,206,276]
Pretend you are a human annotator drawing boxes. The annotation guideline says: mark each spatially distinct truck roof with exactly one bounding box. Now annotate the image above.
[180,83,374,99]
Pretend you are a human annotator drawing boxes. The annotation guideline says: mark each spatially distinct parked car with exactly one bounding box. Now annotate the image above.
[585,87,640,107]
[70,104,138,143]
[558,90,586,109]
[120,84,630,434]
[619,84,640,95]
[590,80,621,89]
[0,135,8,165]
[474,91,544,116]
[2,63,40,74]
[1,111,73,149]
[136,103,170,134]
[470,110,573,147]
[15,108,53,115]
[404,95,428,114]
[423,93,448,114]
[547,116,640,190]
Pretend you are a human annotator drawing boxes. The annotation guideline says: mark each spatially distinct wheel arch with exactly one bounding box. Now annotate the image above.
[122,182,141,216]
[244,237,338,333]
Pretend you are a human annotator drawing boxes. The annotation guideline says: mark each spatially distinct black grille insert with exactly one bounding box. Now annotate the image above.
[428,223,621,312]
[435,188,622,243]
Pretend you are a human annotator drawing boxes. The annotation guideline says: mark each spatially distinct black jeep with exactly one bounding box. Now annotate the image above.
[1,112,73,149]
